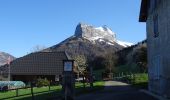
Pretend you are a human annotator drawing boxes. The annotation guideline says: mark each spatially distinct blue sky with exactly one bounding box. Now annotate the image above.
[0,0,146,58]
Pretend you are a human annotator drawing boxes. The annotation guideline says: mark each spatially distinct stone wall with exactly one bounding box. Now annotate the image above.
[147,0,170,98]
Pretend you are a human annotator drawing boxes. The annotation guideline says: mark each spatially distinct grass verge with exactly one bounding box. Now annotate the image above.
[131,73,148,89]
[0,81,104,100]
[0,85,62,100]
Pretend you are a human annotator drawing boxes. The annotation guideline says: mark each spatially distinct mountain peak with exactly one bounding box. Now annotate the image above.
[45,23,133,63]
[78,22,91,27]
[74,23,116,42]
[73,22,133,47]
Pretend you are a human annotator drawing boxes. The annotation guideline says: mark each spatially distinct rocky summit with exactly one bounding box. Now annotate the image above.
[74,22,132,47]
[75,23,116,42]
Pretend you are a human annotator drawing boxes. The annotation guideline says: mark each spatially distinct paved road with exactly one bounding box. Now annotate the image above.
[75,81,158,100]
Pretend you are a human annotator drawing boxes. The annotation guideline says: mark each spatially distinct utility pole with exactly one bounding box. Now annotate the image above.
[0,71,2,80]
[7,56,12,89]
[9,63,10,81]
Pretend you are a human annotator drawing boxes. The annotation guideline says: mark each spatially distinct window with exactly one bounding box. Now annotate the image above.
[153,15,159,38]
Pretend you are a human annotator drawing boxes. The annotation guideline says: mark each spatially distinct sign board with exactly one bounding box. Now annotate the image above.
[63,60,73,72]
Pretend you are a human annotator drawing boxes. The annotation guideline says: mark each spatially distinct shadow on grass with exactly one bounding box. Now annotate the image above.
[1,90,62,100]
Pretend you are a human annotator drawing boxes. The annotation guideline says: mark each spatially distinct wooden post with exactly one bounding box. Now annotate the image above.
[90,66,93,88]
[49,85,50,91]
[65,86,68,100]
[31,83,34,100]
[133,74,136,84]
[16,88,19,97]
[62,60,75,100]
[49,82,51,91]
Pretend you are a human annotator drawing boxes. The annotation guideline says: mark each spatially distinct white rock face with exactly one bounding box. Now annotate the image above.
[74,23,133,47]
[75,23,116,42]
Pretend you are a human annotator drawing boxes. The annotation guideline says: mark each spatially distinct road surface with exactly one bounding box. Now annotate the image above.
[75,81,158,100]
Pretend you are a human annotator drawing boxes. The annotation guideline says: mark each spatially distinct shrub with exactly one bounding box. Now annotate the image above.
[36,78,50,87]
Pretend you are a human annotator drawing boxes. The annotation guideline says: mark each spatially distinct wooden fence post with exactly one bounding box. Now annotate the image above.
[49,83,51,91]
[16,88,19,97]
[31,83,34,100]
[133,74,136,84]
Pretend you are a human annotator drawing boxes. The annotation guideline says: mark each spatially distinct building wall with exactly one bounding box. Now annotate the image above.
[147,0,170,97]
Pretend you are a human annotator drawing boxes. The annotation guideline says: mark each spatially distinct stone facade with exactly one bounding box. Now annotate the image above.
[140,0,170,98]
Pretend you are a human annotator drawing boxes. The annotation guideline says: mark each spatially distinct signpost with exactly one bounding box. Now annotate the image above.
[62,60,75,100]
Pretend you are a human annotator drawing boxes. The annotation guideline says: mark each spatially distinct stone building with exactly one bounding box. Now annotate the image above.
[139,0,170,98]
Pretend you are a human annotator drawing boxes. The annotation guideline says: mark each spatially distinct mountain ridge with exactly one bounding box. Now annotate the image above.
[0,51,15,66]
[44,23,133,62]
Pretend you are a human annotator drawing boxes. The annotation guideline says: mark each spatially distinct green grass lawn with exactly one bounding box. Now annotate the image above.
[133,73,148,83]
[7,91,60,100]
[0,81,104,100]
[0,85,62,100]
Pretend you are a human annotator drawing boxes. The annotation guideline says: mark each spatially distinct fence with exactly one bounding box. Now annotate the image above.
[0,84,62,100]
[113,72,148,84]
